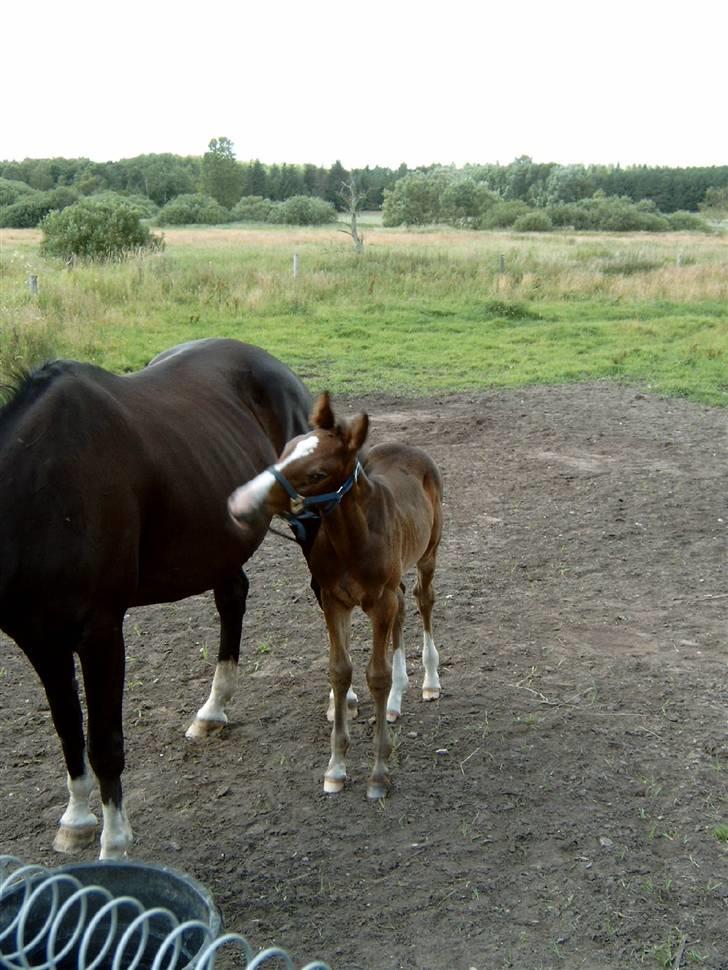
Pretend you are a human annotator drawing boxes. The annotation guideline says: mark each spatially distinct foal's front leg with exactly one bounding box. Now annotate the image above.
[322,596,354,794]
[366,589,398,799]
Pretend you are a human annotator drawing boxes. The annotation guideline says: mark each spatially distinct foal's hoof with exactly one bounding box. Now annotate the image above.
[53,823,97,854]
[185,717,226,739]
[386,709,401,723]
[422,688,440,701]
[367,779,390,801]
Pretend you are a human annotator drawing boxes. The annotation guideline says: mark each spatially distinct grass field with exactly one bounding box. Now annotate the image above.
[1,224,726,404]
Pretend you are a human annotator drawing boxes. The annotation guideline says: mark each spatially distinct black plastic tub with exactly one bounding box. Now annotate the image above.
[0,859,222,969]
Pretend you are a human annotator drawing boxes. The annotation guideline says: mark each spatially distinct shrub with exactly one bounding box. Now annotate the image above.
[512,210,553,232]
[0,177,35,207]
[41,197,163,261]
[478,200,531,229]
[269,195,337,225]
[230,195,277,222]
[0,187,79,228]
[156,193,231,226]
[666,210,711,232]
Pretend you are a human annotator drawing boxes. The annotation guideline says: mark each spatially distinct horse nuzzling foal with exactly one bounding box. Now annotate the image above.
[228,392,443,800]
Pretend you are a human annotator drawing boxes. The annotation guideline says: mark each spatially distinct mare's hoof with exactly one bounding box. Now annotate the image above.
[323,775,346,794]
[386,709,400,723]
[53,823,97,854]
[99,842,130,861]
[422,688,440,701]
[185,717,226,740]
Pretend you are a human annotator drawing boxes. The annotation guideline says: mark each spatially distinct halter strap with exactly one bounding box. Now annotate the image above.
[271,461,363,541]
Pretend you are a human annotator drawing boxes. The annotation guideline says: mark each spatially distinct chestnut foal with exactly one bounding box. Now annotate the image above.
[228,393,443,800]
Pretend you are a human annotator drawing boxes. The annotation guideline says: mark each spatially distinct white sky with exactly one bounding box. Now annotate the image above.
[3,0,726,170]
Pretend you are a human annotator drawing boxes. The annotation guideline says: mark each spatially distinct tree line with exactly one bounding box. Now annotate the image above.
[1,139,727,230]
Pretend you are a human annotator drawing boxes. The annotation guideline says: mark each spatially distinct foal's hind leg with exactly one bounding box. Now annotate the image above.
[386,583,408,723]
[25,643,98,853]
[187,571,248,739]
[414,555,441,701]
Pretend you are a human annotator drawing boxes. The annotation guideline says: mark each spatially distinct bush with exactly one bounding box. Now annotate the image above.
[666,210,711,232]
[0,177,35,207]
[0,187,79,228]
[93,191,159,220]
[478,200,531,229]
[156,193,231,226]
[512,210,553,232]
[268,195,337,226]
[41,197,163,261]
[230,195,277,222]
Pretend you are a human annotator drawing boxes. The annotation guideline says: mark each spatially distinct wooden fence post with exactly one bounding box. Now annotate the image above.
[293,253,300,278]
[28,275,39,296]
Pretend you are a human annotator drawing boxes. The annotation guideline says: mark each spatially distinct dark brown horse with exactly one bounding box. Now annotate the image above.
[229,392,443,799]
[0,339,312,857]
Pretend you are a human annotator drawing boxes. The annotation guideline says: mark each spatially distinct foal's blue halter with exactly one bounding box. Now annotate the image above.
[270,460,363,542]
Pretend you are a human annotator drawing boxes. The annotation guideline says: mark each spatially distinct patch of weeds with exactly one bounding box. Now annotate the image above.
[482,299,543,322]
[713,824,728,843]
[256,641,271,655]
[601,256,663,276]
[645,929,687,968]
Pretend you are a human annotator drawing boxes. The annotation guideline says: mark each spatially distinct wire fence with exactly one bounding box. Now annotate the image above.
[0,856,330,970]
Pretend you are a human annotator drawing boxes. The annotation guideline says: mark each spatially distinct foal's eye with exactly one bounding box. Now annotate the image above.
[308,470,327,483]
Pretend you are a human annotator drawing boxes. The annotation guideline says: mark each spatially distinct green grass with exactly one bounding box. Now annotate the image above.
[1,225,726,404]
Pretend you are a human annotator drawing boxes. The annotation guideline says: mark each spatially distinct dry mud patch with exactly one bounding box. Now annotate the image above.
[1,382,726,969]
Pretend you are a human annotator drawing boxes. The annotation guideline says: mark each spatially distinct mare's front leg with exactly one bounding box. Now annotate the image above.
[78,614,133,859]
[186,571,248,739]
[366,588,398,799]
[25,642,98,853]
[322,593,354,794]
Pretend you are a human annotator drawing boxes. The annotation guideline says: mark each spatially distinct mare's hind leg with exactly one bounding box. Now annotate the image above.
[78,615,133,859]
[414,554,441,701]
[386,583,408,723]
[186,571,248,739]
[25,643,98,853]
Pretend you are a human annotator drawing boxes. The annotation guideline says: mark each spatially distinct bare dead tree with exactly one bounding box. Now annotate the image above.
[337,176,365,254]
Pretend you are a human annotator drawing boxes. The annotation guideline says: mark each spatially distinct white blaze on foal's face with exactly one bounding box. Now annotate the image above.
[229,432,321,519]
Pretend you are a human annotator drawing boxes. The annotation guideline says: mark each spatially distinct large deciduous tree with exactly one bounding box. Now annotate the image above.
[201,137,244,209]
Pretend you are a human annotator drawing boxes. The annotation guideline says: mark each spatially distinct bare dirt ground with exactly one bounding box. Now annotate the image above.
[1,383,726,970]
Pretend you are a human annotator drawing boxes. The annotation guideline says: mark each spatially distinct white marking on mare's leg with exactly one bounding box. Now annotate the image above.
[186,659,238,739]
[387,647,409,722]
[422,632,441,700]
[326,686,359,722]
[99,800,133,859]
[53,757,98,853]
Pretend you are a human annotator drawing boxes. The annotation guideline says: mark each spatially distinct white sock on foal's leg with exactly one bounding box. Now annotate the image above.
[422,632,441,700]
[387,647,409,722]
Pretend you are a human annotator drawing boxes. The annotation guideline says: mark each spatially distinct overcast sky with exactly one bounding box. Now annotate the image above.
[3,0,725,170]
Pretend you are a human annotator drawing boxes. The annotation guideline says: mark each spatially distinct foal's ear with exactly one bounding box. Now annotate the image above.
[347,412,369,452]
[311,391,335,430]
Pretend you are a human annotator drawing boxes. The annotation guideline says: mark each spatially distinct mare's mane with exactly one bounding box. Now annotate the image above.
[0,360,78,429]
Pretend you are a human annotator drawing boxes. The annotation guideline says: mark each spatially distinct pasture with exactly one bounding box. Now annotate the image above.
[0,226,726,968]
